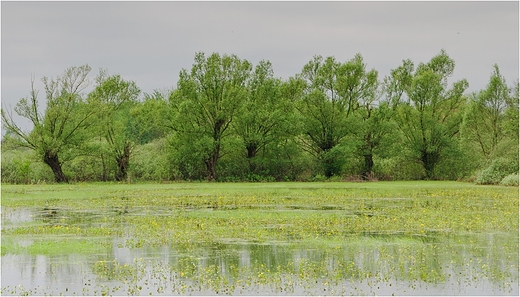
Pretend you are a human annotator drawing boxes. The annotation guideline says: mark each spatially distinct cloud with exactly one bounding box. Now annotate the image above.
[1,1,518,119]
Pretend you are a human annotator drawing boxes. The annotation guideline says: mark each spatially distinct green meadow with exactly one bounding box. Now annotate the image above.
[1,181,518,295]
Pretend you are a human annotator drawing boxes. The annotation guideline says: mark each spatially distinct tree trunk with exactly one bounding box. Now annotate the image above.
[361,134,374,180]
[205,144,220,181]
[246,143,258,173]
[246,144,257,159]
[362,153,374,180]
[421,150,439,180]
[100,153,108,182]
[323,159,334,178]
[322,150,336,178]
[115,144,131,181]
[43,152,68,183]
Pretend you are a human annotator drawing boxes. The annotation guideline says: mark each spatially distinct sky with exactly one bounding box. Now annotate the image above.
[1,1,519,131]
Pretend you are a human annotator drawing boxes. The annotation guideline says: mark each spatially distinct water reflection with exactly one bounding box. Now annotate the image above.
[3,235,517,296]
[1,207,518,296]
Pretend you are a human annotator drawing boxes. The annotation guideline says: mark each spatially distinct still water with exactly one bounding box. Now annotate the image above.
[1,207,518,296]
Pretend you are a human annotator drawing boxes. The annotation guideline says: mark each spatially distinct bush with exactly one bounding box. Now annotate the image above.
[29,161,54,183]
[1,147,53,184]
[500,173,519,186]
[475,158,518,185]
[1,154,30,184]
[64,155,107,182]
[130,138,173,181]
[373,156,424,180]
[434,144,476,180]
[312,174,327,182]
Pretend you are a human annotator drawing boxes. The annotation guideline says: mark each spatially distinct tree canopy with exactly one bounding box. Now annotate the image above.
[2,50,518,184]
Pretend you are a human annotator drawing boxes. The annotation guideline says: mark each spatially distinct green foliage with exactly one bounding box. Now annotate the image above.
[353,101,396,179]
[132,90,171,143]
[252,138,313,181]
[500,173,519,186]
[475,158,519,185]
[295,54,379,178]
[503,81,519,140]
[89,71,142,181]
[1,145,54,184]
[1,149,30,184]
[315,144,343,177]
[461,65,511,159]
[386,50,469,179]
[1,65,96,183]
[372,156,425,180]
[172,52,252,180]
[1,52,518,184]
[166,133,211,180]
[233,60,298,177]
[129,138,172,181]
[63,154,107,182]
[215,135,249,181]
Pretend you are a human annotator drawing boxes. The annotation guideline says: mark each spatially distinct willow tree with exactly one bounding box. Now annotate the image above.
[1,65,96,183]
[387,50,469,179]
[336,54,380,178]
[461,65,512,159]
[296,54,381,178]
[504,81,519,141]
[232,60,296,174]
[88,71,141,181]
[171,52,251,180]
[295,55,350,177]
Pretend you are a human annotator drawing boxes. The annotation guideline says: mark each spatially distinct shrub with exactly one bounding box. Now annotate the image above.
[434,144,476,180]
[1,154,25,183]
[475,158,518,185]
[312,174,327,182]
[373,156,424,180]
[28,161,54,184]
[1,147,53,184]
[130,138,173,181]
[64,155,106,182]
[500,173,519,186]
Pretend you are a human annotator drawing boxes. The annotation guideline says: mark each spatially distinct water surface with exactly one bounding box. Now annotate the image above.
[2,205,518,295]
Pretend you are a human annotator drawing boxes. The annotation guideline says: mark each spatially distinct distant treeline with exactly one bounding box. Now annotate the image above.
[2,50,518,185]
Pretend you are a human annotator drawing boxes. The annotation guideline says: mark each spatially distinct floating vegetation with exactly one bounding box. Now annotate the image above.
[1,181,518,295]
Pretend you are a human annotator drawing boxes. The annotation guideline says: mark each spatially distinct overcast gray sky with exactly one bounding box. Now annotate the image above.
[1,1,518,130]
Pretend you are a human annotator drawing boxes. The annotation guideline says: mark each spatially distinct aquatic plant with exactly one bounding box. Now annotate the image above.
[1,181,518,295]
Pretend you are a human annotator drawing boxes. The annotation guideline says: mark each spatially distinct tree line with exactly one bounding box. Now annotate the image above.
[2,50,518,184]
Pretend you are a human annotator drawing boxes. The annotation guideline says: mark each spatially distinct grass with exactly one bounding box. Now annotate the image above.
[1,236,107,256]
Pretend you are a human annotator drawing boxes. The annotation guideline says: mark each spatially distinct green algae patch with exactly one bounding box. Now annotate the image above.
[2,236,109,256]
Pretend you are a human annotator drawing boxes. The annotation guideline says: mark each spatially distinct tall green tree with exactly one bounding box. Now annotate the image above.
[356,101,396,179]
[171,52,252,180]
[296,56,350,177]
[335,54,381,178]
[133,90,171,144]
[386,50,469,179]
[295,54,381,178]
[233,60,296,174]
[504,80,519,141]
[461,65,513,159]
[88,71,141,181]
[1,65,95,183]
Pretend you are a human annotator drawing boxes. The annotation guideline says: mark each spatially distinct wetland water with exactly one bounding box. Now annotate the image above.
[1,206,518,296]
[2,182,519,295]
